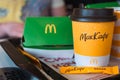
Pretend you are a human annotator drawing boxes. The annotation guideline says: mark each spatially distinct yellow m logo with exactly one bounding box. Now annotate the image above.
[90,58,98,64]
[45,24,56,34]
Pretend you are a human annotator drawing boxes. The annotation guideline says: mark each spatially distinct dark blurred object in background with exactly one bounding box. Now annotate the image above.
[64,0,117,15]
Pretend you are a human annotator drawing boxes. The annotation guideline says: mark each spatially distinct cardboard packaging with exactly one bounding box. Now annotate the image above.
[23,17,74,58]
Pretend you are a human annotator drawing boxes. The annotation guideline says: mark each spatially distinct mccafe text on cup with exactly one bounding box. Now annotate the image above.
[71,8,116,66]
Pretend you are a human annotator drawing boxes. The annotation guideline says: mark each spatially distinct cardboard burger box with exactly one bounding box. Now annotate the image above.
[22,17,74,58]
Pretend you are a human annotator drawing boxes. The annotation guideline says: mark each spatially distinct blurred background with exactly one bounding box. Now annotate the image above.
[64,0,118,15]
[0,0,118,39]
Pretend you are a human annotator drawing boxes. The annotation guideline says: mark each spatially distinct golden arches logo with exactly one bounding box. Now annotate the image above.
[45,24,56,34]
[90,58,98,64]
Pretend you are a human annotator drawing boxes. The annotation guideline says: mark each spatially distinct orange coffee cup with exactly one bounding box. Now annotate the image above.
[111,7,120,59]
[71,8,116,66]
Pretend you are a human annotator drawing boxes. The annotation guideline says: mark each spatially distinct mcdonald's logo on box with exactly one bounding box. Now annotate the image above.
[23,17,73,49]
[45,24,56,34]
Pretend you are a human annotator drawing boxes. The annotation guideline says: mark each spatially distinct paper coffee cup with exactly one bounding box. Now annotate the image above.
[110,7,120,59]
[71,8,116,66]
